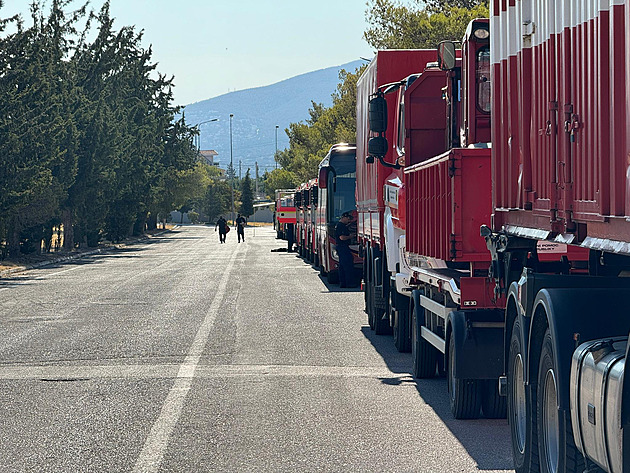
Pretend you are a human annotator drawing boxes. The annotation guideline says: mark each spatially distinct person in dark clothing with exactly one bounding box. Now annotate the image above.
[215,216,228,243]
[335,211,356,288]
[236,214,247,243]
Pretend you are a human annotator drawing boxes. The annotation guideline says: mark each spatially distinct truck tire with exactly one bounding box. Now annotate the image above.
[536,328,584,473]
[393,303,411,352]
[448,335,481,419]
[411,302,437,378]
[372,281,390,335]
[508,318,540,473]
[327,269,339,285]
[481,379,506,419]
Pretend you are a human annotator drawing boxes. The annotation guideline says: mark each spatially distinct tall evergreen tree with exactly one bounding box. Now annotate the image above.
[239,169,254,217]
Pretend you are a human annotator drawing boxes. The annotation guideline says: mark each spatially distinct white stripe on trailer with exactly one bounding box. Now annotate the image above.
[490,14,501,65]
[420,295,451,320]
[421,326,446,354]
[508,4,518,57]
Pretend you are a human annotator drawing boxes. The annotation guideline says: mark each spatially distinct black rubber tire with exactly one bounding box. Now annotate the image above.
[481,379,507,419]
[373,282,390,335]
[327,269,339,285]
[537,328,584,473]
[411,303,437,378]
[393,306,411,352]
[448,336,481,419]
[508,318,540,473]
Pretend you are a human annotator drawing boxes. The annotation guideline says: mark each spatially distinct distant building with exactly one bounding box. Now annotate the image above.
[199,150,219,166]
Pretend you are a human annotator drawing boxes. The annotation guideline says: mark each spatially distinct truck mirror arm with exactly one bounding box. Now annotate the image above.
[377,156,401,170]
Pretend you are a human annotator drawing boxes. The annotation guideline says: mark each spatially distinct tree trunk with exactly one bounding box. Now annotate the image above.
[7,217,21,258]
[62,208,74,250]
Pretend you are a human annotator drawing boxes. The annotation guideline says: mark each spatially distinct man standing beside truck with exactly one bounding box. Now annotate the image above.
[335,212,356,288]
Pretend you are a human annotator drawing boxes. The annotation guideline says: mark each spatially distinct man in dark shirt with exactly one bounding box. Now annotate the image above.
[215,216,228,243]
[335,211,356,288]
[236,214,247,243]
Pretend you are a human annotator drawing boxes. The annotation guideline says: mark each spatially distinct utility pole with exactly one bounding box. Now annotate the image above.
[275,125,279,169]
[229,114,235,223]
[239,160,242,180]
[255,161,259,197]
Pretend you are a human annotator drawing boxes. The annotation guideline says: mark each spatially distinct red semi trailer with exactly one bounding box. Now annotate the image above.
[481,2,630,472]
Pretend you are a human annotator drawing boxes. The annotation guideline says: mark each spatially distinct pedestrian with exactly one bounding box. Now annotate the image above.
[335,211,357,288]
[236,213,247,243]
[215,216,229,243]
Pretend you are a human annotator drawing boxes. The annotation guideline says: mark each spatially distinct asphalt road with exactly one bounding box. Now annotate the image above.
[0,225,515,473]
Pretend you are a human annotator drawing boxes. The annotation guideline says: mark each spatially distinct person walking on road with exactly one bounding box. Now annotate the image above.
[215,216,229,243]
[236,214,247,243]
[335,211,357,288]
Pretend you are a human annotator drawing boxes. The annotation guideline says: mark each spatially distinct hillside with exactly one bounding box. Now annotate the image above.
[181,60,364,175]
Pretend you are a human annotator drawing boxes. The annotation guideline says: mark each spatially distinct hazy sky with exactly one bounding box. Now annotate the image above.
[4,0,374,106]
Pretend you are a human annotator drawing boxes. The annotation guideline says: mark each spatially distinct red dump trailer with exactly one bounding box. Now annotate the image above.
[484,2,630,472]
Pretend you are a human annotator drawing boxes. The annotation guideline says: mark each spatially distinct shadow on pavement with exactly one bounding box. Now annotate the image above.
[361,325,514,471]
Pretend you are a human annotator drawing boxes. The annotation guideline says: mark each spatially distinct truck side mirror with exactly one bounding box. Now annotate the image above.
[438,41,457,71]
[318,167,328,189]
[312,186,318,205]
[368,136,388,159]
[368,94,387,133]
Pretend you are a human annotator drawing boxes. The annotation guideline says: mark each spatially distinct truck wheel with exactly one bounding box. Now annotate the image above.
[411,302,437,378]
[327,269,339,285]
[373,283,390,335]
[536,328,584,473]
[448,335,481,419]
[508,318,539,473]
[393,303,410,352]
[481,379,506,419]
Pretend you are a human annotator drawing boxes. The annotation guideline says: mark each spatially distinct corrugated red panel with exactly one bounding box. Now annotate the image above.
[492,1,630,247]
[405,148,492,262]
[356,50,437,244]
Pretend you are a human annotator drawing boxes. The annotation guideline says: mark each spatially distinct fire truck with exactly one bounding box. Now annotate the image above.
[316,143,360,284]
[274,189,296,247]
[478,2,630,472]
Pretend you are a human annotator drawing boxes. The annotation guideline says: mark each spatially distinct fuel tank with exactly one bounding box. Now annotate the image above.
[570,337,626,473]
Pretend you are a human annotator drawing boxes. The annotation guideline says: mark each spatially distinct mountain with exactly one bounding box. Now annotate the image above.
[181,60,364,175]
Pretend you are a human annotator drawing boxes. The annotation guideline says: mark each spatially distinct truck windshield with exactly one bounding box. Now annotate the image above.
[328,154,356,221]
[477,47,491,113]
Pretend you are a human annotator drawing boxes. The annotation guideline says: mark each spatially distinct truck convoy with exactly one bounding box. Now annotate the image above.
[280,2,630,471]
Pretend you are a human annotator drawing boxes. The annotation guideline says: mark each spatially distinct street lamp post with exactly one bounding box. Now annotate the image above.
[193,118,219,153]
[230,114,235,224]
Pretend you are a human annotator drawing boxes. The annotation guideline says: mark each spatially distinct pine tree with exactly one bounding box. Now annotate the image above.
[239,169,254,217]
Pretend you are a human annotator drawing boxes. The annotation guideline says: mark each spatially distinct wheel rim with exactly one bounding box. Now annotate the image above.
[512,353,527,454]
[542,368,559,473]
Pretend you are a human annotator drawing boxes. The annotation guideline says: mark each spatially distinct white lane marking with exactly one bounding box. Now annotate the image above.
[132,245,241,473]
[0,364,407,380]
